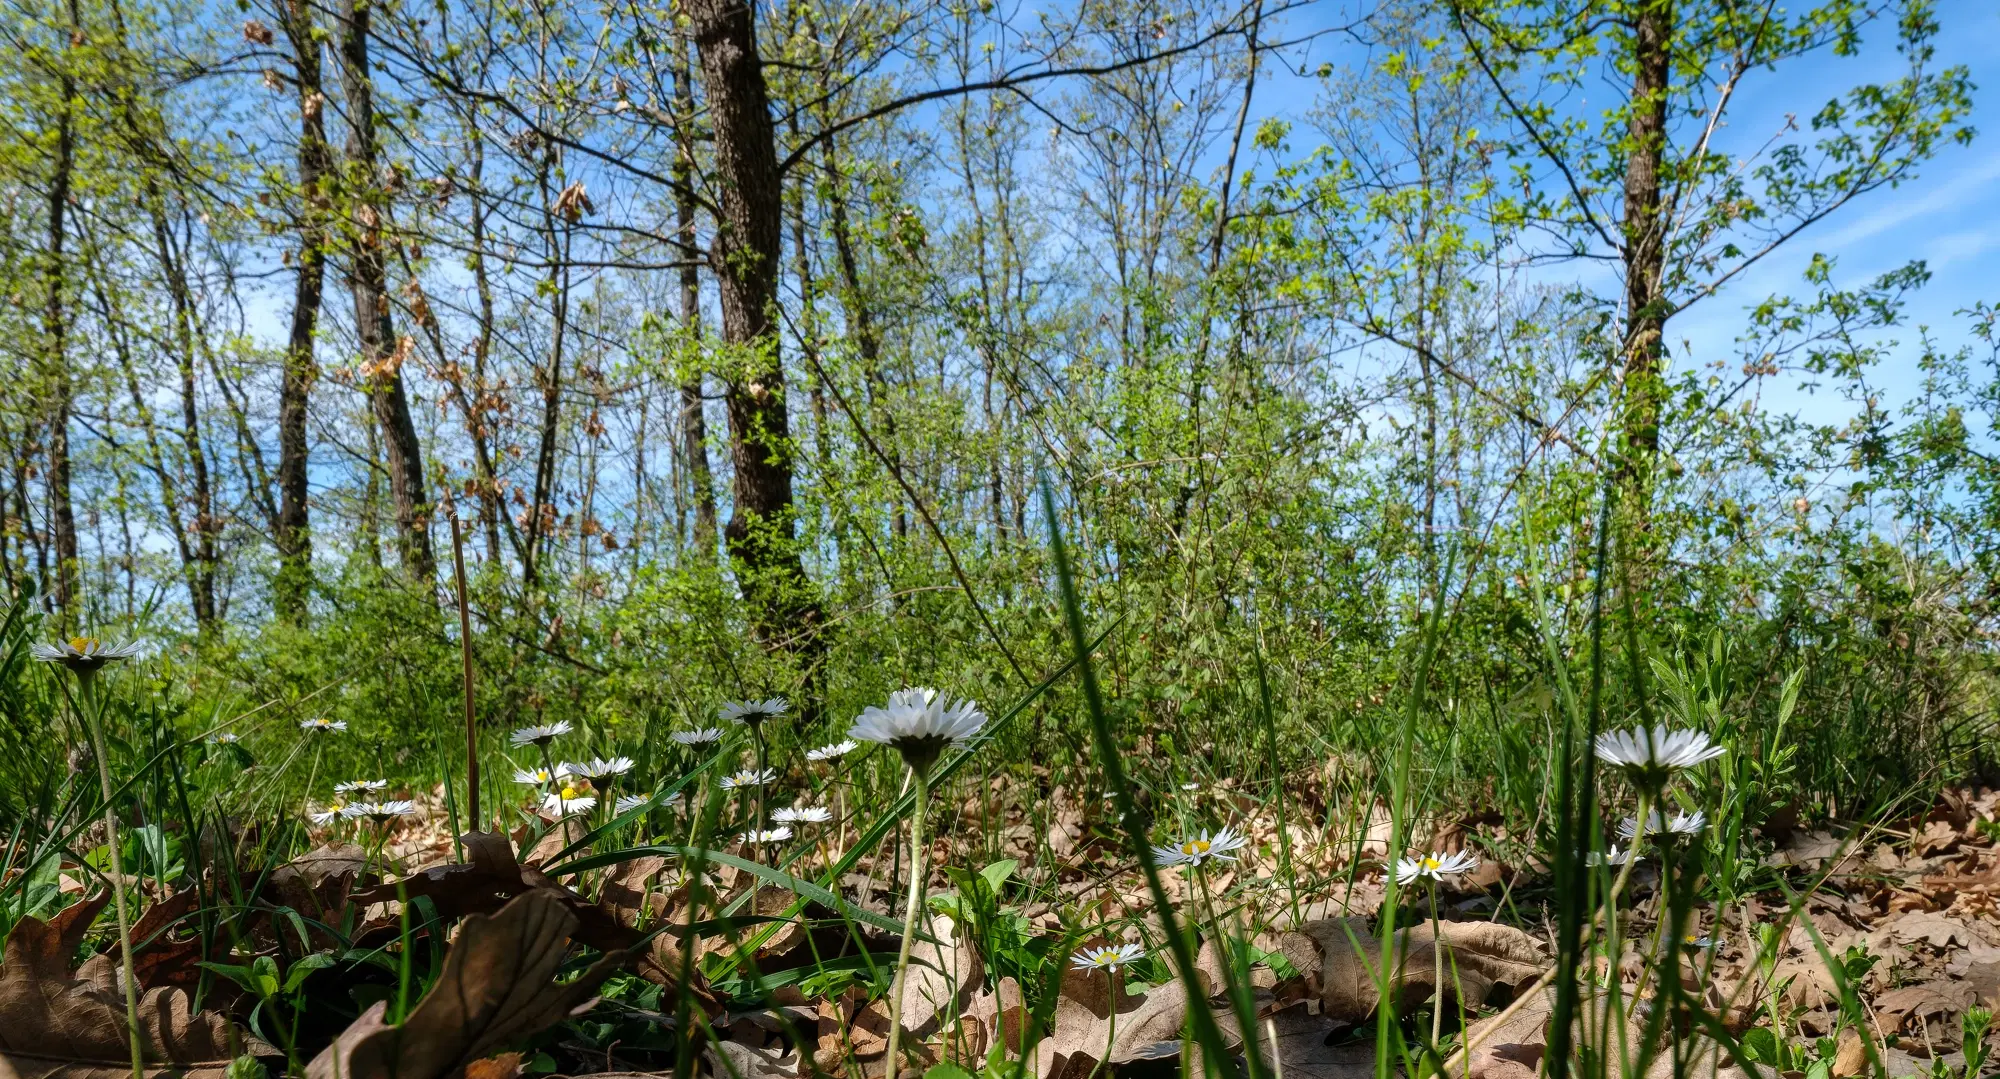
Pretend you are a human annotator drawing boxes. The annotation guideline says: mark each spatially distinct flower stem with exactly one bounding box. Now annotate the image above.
[78,674,145,1079]
[1430,879,1446,1050]
[884,766,930,1079]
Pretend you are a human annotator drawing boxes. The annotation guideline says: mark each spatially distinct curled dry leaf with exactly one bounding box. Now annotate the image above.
[1284,917,1546,1021]
[0,910,263,1079]
[305,888,627,1079]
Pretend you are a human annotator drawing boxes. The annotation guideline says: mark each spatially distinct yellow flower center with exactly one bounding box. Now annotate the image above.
[1422,855,1442,872]
[69,636,96,653]
[560,783,583,799]
[1181,839,1211,857]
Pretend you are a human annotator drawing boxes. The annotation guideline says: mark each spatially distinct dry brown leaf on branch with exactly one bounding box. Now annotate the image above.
[305,888,627,1079]
[1285,917,1546,1021]
[0,910,263,1079]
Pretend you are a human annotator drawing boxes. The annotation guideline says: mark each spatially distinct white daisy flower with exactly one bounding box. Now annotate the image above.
[1587,844,1634,867]
[513,764,569,785]
[541,777,597,816]
[719,698,788,725]
[1150,825,1249,868]
[334,779,388,795]
[671,727,725,747]
[343,800,417,823]
[1594,726,1725,786]
[1071,942,1145,974]
[206,732,239,745]
[570,756,635,780]
[739,827,793,844]
[1683,934,1719,949]
[509,721,573,748]
[299,718,347,733]
[1394,849,1481,885]
[1179,782,1201,792]
[772,804,832,826]
[30,636,141,674]
[1618,809,1706,841]
[308,802,346,825]
[720,768,777,790]
[615,792,673,815]
[806,740,857,762]
[847,688,987,774]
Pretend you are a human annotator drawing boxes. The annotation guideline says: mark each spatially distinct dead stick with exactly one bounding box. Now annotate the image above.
[447,498,480,830]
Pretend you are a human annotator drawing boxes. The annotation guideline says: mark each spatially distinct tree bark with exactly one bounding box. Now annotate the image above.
[42,0,81,617]
[275,0,332,620]
[339,0,436,586]
[1618,0,1672,499]
[685,0,820,652]
[148,200,219,629]
[673,39,718,555]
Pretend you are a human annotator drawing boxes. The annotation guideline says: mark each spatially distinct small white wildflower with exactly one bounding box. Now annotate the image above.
[1394,849,1481,885]
[615,792,671,815]
[334,779,388,795]
[509,721,573,748]
[206,732,239,745]
[739,826,793,844]
[513,765,568,785]
[1587,844,1634,867]
[806,740,857,763]
[343,800,416,823]
[541,777,597,816]
[671,727,725,747]
[299,718,347,733]
[847,688,986,775]
[1150,825,1249,868]
[772,804,832,826]
[308,803,345,825]
[720,698,788,726]
[30,636,141,674]
[1071,943,1145,973]
[1618,809,1706,841]
[570,756,635,781]
[720,768,777,791]
[1594,727,1725,786]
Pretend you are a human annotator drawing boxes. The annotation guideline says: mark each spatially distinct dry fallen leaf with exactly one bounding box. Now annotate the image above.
[1287,917,1546,1021]
[305,888,626,1079]
[1261,1006,1375,1079]
[899,912,982,1039]
[0,909,261,1079]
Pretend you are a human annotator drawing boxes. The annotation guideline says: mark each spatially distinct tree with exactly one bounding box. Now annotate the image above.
[1446,0,1975,573]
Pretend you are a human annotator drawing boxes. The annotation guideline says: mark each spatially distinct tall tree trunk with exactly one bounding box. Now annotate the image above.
[338,0,436,586]
[522,157,572,590]
[823,140,904,541]
[685,0,823,680]
[42,0,81,618]
[275,0,331,620]
[149,200,219,629]
[673,40,717,556]
[1618,0,1672,520]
